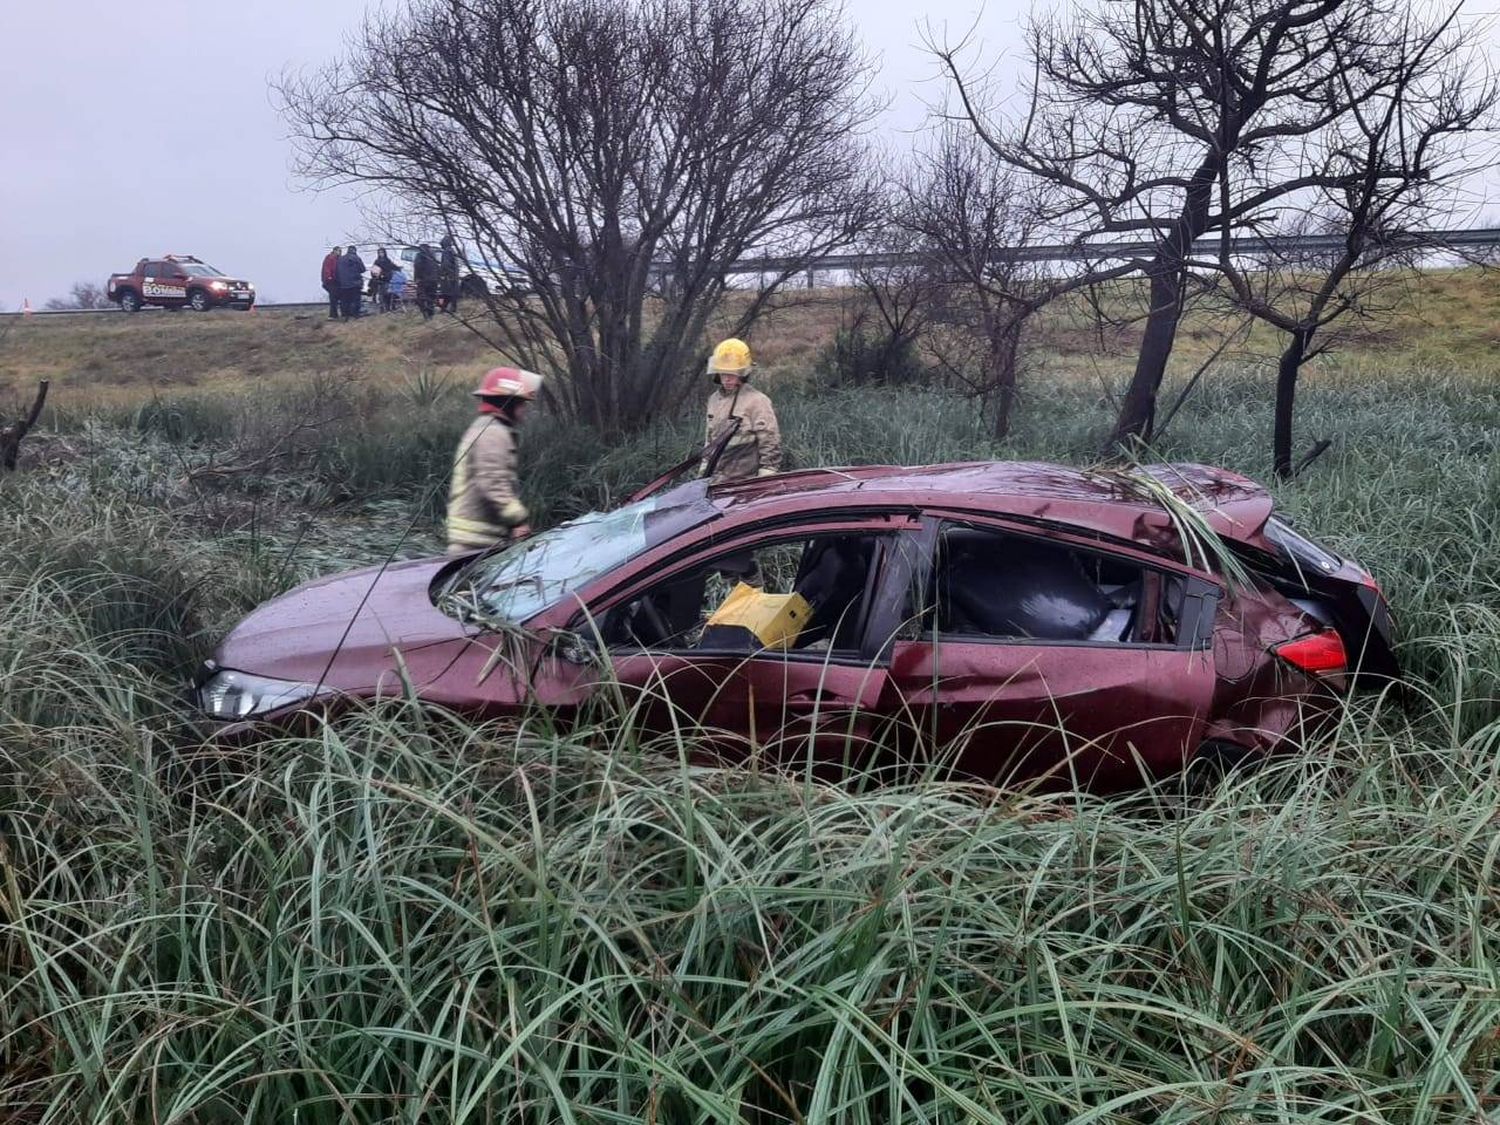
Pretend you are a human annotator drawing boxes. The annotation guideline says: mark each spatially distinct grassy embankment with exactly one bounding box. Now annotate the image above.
[2,276,1500,1120]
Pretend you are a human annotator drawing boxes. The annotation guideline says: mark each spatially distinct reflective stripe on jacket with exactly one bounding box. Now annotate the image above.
[704,384,781,484]
[446,416,527,553]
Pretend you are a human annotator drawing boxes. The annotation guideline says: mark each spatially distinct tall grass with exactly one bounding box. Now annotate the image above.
[6,704,1500,1121]
[4,363,1500,1120]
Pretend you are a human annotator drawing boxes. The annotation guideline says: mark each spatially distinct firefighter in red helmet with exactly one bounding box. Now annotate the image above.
[445,366,542,554]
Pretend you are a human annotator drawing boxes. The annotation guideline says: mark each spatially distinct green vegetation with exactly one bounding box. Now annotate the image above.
[3,340,1500,1119]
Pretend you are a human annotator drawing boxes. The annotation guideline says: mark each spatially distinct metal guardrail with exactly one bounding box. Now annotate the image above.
[728,226,1500,275]
[6,227,1496,317]
[1,301,328,319]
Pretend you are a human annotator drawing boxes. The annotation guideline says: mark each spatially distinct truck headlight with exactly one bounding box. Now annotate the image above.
[197,667,321,719]
[209,281,228,291]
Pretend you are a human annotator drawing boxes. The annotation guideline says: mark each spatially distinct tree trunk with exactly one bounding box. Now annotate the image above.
[989,315,1023,440]
[1272,328,1309,481]
[1110,263,1183,449]
[0,381,49,472]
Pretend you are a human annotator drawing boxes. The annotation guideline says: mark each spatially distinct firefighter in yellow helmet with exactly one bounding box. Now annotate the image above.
[446,366,541,554]
[701,338,781,484]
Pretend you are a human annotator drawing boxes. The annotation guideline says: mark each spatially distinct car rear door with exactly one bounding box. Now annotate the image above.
[885,516,1221,790]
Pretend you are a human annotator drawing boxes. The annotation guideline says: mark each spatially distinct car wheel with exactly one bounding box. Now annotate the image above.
[1187,739,1263,787]
[188,289,211,312]
[118,290,141,313]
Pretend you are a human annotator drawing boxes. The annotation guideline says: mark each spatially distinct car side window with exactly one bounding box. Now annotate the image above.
[908,523,1180,646]
[602,531,888,655]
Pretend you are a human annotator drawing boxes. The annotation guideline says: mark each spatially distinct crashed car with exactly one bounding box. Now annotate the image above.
[195,461,1396,790]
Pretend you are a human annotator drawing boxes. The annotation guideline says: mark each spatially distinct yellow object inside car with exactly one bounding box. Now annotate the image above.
[701,583,811,651]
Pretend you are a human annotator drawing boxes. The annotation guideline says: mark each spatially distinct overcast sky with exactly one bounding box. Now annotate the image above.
[0,0,1021,310]
[3,2,1495,311]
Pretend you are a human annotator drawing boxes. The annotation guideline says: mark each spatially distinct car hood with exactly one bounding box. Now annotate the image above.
[213,556,469,688]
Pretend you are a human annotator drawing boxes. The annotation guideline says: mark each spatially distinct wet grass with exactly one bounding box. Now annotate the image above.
[2,353,1500,1120]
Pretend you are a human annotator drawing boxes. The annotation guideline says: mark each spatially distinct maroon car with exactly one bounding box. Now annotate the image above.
[196,462,1396,789]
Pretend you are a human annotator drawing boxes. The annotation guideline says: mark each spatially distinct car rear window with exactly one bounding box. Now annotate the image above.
[1264,516,1342,575]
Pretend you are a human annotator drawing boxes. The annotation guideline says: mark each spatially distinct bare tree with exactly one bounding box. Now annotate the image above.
[901,130,1130,437]
[280,0,878,434]
[1210,8,1498,478]
[935,0,1491,450]
[43,281,111,311]
[828,221,940,388]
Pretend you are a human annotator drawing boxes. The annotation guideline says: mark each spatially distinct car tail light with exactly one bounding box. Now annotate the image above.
[1273,629,1348,675]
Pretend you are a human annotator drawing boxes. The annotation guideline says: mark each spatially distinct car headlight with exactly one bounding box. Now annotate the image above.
[209,280,228,290]
[197,666,321,719]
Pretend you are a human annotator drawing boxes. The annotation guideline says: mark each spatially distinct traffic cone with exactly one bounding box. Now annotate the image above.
[21,298,33,317]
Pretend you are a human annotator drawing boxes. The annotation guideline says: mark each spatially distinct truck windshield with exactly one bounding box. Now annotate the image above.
[437,490,718,626]
[181,264,226,277]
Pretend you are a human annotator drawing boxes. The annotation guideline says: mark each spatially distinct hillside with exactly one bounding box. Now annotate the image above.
[4,268,1498,417]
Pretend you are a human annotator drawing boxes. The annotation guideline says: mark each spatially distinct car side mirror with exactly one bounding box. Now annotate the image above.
[550,629,604,667]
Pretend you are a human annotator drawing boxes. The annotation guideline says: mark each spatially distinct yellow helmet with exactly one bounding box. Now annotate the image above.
[707,337,753,377]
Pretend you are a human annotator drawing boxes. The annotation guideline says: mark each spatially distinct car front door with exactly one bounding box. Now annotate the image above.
[886,517,1221,790]
[583,515,924,774]
[143,260,187,305]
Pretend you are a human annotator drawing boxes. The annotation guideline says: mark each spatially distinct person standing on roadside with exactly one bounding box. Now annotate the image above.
[438,234,462,314]
[701,338,781,484]
[386,265,407,312]
[414,243,438,319]
[446,367,542,554]
[321,246,342,320]
[371,247,397,311]
[336,245,366,319]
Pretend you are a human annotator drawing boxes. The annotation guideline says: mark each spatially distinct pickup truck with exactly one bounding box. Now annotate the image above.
[107,255,256,312]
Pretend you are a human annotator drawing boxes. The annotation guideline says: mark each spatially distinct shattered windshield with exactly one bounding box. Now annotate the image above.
[438,490,716,627]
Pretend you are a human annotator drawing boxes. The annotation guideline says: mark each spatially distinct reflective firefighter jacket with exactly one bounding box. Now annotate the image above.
[446,416,527,554]
[703,385,782,484]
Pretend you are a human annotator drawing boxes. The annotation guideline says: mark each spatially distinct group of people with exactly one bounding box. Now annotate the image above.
[320,236,466,322]
[320,245,405,319]
[446,337,781,555]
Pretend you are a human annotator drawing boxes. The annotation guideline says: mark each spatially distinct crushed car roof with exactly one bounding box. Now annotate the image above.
[705,461,1275,554]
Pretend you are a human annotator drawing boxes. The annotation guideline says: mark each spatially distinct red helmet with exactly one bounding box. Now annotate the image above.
[471,366,543,400]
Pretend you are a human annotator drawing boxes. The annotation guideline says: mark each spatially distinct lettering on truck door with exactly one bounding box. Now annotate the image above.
[142,261,186,302]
